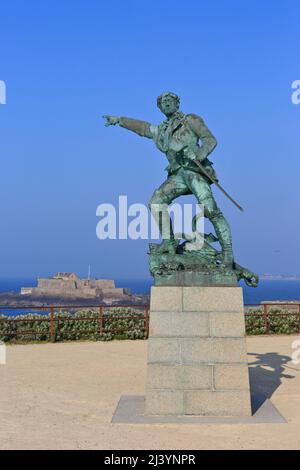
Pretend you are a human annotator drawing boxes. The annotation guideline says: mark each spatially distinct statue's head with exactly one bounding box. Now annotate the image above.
[157,92,180,116]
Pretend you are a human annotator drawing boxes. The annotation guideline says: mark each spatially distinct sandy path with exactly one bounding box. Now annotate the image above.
[0,336,300,450]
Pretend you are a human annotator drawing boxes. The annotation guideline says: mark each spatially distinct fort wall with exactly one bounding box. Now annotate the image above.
[21,275,129,299]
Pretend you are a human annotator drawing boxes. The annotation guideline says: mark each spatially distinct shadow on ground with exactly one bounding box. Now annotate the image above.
[248,351,295,413]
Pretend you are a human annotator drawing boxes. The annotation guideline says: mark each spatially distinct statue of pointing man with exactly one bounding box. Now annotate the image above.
[103,92,234,266]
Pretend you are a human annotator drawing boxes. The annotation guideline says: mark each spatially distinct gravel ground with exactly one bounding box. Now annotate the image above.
[0,336,300,450]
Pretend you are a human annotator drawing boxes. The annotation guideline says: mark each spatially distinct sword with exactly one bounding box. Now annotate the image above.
[193,159,244,212]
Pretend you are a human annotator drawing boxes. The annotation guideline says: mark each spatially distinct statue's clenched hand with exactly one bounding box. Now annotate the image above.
[102,115,120,127]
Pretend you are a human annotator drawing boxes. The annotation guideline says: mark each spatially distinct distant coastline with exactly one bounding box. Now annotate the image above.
[260,274,300,281]
[0,277,300,306]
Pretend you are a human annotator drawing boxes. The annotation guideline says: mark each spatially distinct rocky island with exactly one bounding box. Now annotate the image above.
[0,272,148,307]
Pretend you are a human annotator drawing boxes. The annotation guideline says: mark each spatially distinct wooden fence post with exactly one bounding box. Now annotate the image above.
[99,306,103,335]
[50,307,55,343]
[263,304,269,334]
[145,307,150,338]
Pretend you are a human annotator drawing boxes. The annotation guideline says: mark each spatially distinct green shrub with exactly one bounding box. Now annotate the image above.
[245,308,266,335]
[0,307,148,343]
[0,313,50,342]
[245,307,299,335]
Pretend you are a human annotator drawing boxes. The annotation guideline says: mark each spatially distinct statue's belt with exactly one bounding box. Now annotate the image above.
[166,151,214,175]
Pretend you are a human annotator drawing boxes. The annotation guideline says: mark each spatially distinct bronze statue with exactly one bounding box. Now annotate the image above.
[103,92,258,287]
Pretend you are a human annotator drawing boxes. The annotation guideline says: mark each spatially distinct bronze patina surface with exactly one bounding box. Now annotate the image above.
[103,92,258,287]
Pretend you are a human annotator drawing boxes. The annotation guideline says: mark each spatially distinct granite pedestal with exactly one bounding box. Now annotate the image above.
[145,286,252,417]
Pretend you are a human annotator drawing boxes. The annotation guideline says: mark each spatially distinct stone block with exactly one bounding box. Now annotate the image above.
[184,390,252,416]
[149,311,209,337]
[145,390,184,415]
[181,338,248,364]
[147,338,180,363]
[147,363,212,390]
[213,364,250,390]
[150,286,182,312]
[182,287,243,312]
[209,312,246,337]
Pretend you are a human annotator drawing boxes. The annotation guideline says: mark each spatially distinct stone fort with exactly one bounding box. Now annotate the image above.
[21,272,131,299]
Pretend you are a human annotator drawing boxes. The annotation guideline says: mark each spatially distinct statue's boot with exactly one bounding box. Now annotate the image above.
[149,202,180,254]
[210,209,234,267]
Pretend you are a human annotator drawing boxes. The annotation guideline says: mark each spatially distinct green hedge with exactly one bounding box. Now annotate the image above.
[0,307,299,343]
[245,308,300,335]
[0,307,147,343]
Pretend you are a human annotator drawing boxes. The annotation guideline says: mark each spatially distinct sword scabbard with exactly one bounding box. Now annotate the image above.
[194,159,244,212]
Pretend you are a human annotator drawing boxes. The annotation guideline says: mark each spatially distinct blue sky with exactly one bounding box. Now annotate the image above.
[0,0,299,279]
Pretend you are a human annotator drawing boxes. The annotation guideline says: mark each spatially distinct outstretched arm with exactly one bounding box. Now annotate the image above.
[186,114,217,161]
[103,115,154,139]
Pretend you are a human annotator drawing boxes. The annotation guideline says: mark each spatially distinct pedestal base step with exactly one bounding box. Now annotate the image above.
[112,395,286,424]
